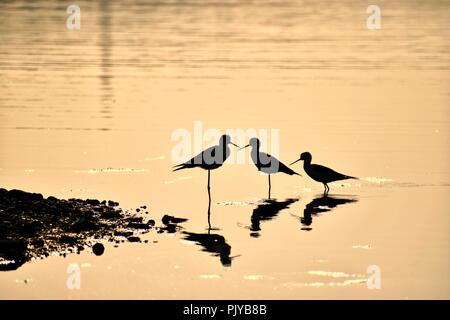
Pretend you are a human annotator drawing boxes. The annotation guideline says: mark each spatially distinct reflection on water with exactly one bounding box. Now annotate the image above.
[299,194,358,231]
[98,0,114,118]
[183,228,233,267]
[249,198,298,237]
[181,194,235,267]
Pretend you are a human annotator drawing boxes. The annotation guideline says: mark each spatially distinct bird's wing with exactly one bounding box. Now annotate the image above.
[173,146,214,169]
[278,160,300,176]
[259,152,299,175]
[255,152,274,170]
[311,164,354,181]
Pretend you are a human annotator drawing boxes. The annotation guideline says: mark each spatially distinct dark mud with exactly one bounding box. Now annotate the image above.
[0,188,186,271]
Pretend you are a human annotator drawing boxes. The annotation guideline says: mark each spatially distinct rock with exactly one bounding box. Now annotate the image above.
[18,221,43,237]
[70,218,100,232]
[92,206,104,212]
[127,236,140,242]
[0,240,27,254]
[92,243,105,256]
[127,222,151,230]
[85,199,100,206]
[7,189,43,202]
[32,239,44,247]
[162,214,188,225]
[0,188,151,270]
[60,235,77,245]
[108,200,119,207]
[114,230,133,237]
[160,224,178,233]
[0,240,27,271]
[101,210,122,219]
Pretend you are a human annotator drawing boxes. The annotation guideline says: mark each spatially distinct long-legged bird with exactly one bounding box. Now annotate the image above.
[241,138,300,199]
[173,135,240,199]
[290,152,356,194]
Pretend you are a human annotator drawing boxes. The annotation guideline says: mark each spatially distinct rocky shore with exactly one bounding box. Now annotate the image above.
[0,188,184,271]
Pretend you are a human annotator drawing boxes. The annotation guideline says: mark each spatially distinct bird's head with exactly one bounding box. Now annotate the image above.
[239,137,260,150]
[290,151,312,165]
[220,134,240,148]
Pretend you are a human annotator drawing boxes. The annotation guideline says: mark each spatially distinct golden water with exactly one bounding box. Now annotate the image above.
[0,0,449,299]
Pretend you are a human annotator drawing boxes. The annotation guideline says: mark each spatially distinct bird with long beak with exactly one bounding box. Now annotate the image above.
[290,152,356,194]
[173,134,240,195]
[240,138,300,199]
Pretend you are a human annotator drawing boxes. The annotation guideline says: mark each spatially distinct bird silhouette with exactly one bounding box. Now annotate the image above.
[290,152,356,194]
[241,138,300,199]
[173,134,240,199]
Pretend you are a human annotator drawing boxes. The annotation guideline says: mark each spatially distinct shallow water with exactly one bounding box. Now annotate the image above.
[0,0,449,299]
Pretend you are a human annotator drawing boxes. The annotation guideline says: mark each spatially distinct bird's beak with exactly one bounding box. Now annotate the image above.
[238,144,250,151]
[290,158,301,165]
[230,142,241,149]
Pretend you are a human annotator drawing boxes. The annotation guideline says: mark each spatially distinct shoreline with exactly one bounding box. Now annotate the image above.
[0,188,183,271]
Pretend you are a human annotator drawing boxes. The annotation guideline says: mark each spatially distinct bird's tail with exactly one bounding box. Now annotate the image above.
[287,167,301,176]
[345,175,358,180]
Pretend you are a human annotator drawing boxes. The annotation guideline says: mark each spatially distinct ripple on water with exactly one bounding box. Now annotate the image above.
[74,168,150,174]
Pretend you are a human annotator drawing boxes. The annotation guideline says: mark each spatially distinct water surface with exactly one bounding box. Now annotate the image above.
[0,0,449,299]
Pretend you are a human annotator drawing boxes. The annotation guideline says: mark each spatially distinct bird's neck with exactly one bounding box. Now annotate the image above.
[303,159,312,169]
[221,144,230,159]
[250,145,259,159]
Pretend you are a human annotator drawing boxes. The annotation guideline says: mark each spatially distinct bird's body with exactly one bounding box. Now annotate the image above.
[250,147,299,176]
[303,163,355,184]
[291,152,356,194]
[173,136,233,172]
[242,138,299,198]
[172,134,240,197]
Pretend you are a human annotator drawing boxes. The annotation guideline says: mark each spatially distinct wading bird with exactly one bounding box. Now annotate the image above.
[290,152,356,194]
[240,138,300,199]
[172,134,240,200]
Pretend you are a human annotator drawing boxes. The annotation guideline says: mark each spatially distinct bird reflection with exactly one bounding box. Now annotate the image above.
[182,197,235,267]
[249,198,298,237]
[298,194,357,231]
[183,228,233,267]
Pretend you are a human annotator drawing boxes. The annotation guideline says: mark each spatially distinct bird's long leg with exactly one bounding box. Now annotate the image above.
[268,175,271,200]
[207,170,212,232]
[207,169,211,196]
[323,183,328,195]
